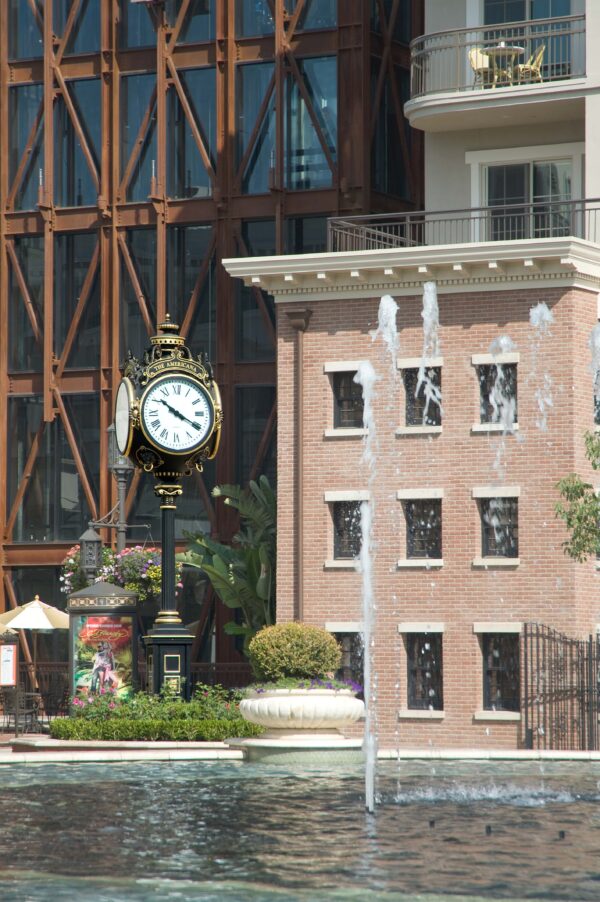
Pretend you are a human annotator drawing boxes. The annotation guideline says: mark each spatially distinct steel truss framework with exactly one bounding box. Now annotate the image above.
[0,0,422,665]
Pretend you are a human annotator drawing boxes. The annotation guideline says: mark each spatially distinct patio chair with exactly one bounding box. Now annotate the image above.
[516,44,545,83]
[0,687,40,733]
[468,47,493,88]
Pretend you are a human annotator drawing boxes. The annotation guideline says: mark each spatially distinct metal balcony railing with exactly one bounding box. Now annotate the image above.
[410,15,585,98]
[327,199,600,253]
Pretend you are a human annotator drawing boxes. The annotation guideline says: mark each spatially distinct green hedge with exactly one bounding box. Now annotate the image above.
[50,716,262,742]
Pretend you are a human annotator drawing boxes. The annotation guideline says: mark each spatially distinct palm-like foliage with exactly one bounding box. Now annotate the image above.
[178,476,276,652]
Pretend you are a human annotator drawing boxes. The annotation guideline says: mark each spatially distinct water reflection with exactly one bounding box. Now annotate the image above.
[1,761,600,900]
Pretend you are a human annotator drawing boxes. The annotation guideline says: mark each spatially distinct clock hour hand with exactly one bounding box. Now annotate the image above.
[157,398,202,431]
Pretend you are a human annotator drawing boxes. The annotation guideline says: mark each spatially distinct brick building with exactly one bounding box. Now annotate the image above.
[224,0,600,750]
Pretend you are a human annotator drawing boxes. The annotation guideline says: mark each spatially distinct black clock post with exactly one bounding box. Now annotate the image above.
[114,316,222,700]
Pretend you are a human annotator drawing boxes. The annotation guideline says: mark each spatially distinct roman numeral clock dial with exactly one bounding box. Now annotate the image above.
[140,375,214,454]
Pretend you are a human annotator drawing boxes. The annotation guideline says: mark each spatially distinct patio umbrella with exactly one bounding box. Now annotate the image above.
[0,596,69,682]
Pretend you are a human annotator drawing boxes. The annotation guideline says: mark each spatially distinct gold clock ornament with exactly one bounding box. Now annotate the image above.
[114,316,222,478]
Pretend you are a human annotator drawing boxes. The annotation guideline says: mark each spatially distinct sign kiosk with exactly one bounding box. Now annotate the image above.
[0,630,19,735]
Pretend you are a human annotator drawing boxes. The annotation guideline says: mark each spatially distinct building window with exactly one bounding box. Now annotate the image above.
[478,363,517,425]
[486,160,571,240]
[480,498,519,557]
[403,367,442,426]
[166,67,216,200]
[235,0,274,37]
[407,633,443,710]
[333,373,363,429]
[236,62,276,195]
[482,634,521,712]
[333,632,364,691]
[332,501,361,559]
[285,57,337,190]
[235,385,276,486]
[8,0,43,60]
[404,499,442,559]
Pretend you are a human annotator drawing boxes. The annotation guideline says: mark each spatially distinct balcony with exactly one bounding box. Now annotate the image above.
[406,15,586,132]
[327,198,600,253]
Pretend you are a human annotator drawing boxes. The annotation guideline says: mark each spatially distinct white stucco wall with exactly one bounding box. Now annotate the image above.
[425,0,466,34]
[425,120,586,211]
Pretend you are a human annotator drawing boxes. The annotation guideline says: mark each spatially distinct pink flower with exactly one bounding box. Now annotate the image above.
[108,702,116,710]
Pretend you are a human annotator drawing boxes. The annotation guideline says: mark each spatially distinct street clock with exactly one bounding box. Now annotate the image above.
[114,316,221,480]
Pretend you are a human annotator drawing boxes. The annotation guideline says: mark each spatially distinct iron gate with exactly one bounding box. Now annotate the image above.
[522,623,599,751]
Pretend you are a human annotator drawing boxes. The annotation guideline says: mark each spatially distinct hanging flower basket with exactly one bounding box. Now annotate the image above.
[60,545,183,604]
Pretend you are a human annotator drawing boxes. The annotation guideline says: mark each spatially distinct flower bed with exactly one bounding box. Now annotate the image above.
[50,684,263,742]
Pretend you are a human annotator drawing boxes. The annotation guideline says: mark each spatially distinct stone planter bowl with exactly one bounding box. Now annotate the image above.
[240,688,365,737]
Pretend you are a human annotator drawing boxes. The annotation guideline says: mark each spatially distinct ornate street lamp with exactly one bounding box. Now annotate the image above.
[107,423,134,554]
[79,525,102,583]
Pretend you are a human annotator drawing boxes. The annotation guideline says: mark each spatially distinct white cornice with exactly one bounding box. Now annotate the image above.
[222,238,600,300]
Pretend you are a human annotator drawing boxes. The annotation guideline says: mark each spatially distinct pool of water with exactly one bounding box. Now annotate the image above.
[1,759,599,901]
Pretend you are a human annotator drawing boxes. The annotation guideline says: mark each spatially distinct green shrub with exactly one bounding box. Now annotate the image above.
[50,715,262,742]
[70,685,244,722]
[247,622,342,682]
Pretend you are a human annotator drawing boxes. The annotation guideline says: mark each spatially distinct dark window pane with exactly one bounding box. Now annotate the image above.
[483,634,520,711]
[371,0,412,41]
[403,367,442,426]
[7,393,99,543]
[237,63,275,195]
[166,0,215,42]
[8,83,44,211]
[285,57,337,190]
[235,386,276,485]
[167,67,216,199]
[120,229,157,361]
[128,465,214,544]
[372,62,410,198]
[54,0,100,55]
[333,373,364,428]
[235,0,274,36]
[119,2,156,48]
[54,233,100,368]
[9,236,44,373]
[8,0,43,60]
[167,224,215,360]
[407,633,443,710]
[236,221,276,362]
[405,500,442,559]
[332,501,362,559]
[334,633,364,691]
[285,216,328,253]
[478,363,517,424]
[488,164,529,240]
[481,498,519,557]
[121,74,157,203]
[54,78,101,207]
[289,0,336,30]
[484,0,527,24]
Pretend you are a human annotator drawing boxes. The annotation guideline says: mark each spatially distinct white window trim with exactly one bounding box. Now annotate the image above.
[324,559,360,571]
[397,356,444,370]
[473,710,521,723]
[323,360,365,373]
[397,558,444,569]
[473,622,522,634]
[396,425,443,436]
[398,622,444,633]
[324,427,368,439]
[324,490,370,502]
[465,142,585,210]
[326,621,362,633]
[471,422,519,434]
[472,556,520,568]
[397,488,444,500]
[472,485,520,498]
[472,352,520,366]
[398,709,445,720]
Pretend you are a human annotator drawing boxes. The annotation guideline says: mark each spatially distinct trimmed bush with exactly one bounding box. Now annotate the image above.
[50,716,262,742]
[248,622,342,682]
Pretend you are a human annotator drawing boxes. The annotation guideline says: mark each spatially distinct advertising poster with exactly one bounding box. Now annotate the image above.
[72,615,133,697]
[0,644,17,687]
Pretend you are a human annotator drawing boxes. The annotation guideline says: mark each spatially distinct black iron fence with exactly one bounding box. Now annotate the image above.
[328,199,600,253]
[522,623,599,751]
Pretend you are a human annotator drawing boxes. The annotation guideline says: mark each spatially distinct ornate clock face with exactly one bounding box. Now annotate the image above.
[140,374,214,454]
[115,378,134,455]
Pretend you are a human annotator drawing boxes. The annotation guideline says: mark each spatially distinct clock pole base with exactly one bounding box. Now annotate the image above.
[145,622,194,701]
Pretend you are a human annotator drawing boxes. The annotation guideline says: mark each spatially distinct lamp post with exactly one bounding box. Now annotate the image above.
[79,525,102,583]
[107,423,134,554]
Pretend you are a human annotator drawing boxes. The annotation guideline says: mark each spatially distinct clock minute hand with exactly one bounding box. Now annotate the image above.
[157,397,202,431]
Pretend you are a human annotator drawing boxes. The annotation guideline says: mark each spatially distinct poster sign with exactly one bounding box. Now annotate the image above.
[0,644,17,687]
[72,615,134,697]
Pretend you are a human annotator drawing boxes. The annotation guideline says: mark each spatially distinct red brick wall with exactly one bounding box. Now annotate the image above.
[277,284,600,749]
